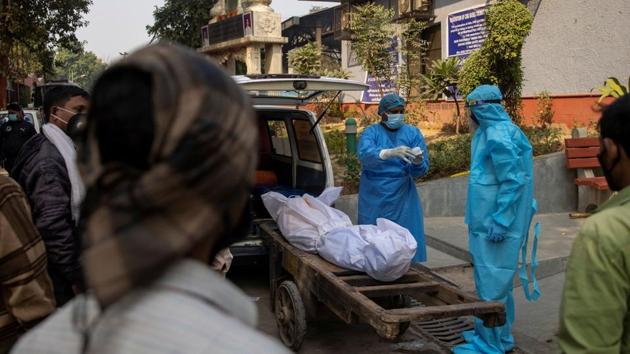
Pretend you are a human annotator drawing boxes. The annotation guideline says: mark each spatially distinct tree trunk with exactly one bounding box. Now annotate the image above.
[374,72,385,98]
[452,92,461,135]
[0,54,8,108]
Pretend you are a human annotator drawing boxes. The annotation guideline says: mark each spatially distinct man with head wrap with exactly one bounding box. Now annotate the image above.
[358,93,430,263]
[11,44,290,354]
[454,85,539,354]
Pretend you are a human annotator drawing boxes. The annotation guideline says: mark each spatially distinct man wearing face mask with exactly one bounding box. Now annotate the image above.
[10,85,88,307]
[358,93,430,263]
[558,94,630,353]
[5,103,25,123]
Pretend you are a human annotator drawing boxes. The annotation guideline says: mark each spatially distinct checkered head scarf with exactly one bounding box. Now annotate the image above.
[78,44,258,306]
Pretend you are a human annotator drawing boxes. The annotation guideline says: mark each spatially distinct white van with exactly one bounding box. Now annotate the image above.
[231,75,367,260]
[0,109,42,133]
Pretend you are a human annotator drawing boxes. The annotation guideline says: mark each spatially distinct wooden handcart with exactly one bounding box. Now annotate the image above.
[260,220,505,351]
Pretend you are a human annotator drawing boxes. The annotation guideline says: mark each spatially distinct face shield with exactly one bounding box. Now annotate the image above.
[466,108,478,133]
[464,99,502,133]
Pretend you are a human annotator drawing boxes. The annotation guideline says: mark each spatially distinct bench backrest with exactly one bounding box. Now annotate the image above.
[565,138,600,169]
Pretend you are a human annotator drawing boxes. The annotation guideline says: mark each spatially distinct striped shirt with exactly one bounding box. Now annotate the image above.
[11,259,291,354]
[0,175,55,351]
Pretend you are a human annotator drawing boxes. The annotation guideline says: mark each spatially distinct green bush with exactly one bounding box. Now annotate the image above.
[334,125,563,191]
[422,134,472,181]
[342,154,362,194]
[288,42,321,75]
[324,129,346,157]
[522,127,563,156]
[596,76,629,103]
[419,126,562,182]
[535,91,554,129]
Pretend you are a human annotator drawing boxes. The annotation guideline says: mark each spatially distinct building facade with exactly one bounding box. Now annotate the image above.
[326,0,630,126]
[199,0,287,75]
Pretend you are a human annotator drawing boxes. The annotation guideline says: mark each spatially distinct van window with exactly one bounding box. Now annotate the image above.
[0,113,35,126]
[292,119,322,163]
[267,120,291,157]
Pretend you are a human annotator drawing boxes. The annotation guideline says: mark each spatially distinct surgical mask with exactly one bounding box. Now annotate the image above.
[597,143,622,191]
[7,114,18,122]
[384,113,404,130]
[51,106,84,130]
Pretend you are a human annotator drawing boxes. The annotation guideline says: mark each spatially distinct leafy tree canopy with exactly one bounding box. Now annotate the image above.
[146,0,217,49]
[53,44,107,90]
[288,42,322,76]
[421,57,465,133]
[348,3,396,96]
[458,0,533,123]
[0,0,91,77]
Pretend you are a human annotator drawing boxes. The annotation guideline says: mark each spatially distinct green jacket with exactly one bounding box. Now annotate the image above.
[558,186,630,353]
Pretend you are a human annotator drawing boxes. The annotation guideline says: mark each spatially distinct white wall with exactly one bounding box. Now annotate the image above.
[522,0,630,96]
[341,40,367,103]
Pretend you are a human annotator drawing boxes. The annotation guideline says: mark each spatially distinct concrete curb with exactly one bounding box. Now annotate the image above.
[425,233,472,263]
[425,233,569,284]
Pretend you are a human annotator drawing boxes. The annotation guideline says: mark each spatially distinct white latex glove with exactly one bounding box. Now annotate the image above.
[211,248,234,277]
[410,147,424,165]
[379,146,416,163]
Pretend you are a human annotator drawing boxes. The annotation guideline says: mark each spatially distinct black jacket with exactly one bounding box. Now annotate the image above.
[11,133,82,306]
[0,120,36,172]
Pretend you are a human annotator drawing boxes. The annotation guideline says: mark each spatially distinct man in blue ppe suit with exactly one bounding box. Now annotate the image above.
[454,85,539,354]
[358,93,429,262]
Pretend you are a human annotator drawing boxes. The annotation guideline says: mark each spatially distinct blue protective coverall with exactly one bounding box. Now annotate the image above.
[454,85,539,354]
[358,123,429,262]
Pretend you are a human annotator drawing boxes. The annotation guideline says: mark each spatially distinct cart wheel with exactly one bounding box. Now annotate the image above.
[275,280,307,351]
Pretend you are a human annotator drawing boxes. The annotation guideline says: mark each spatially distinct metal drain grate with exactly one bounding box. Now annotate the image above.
[408,299,474,348]
[412,317,474,347]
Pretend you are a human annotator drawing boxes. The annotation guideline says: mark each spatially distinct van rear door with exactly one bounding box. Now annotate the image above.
[233,75,367,106]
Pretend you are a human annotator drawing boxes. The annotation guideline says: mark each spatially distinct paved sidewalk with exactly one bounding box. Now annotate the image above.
[425,246,468,269]
[424,213,584,269]
[421,213,583,354]
[513,272,565,352]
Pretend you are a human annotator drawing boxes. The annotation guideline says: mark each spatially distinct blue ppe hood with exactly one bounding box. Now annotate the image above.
[466,85,510,125]
[378,93,405,115]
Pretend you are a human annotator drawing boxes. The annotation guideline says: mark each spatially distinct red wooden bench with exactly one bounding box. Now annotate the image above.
[565,137,608,190]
